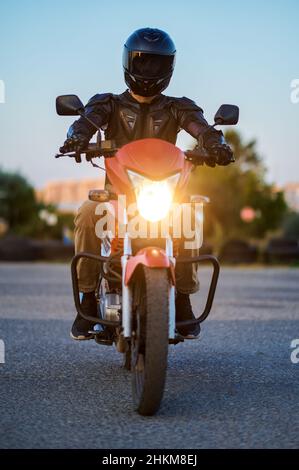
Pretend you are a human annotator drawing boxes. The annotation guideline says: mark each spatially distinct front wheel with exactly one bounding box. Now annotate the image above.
[131,266,170,416]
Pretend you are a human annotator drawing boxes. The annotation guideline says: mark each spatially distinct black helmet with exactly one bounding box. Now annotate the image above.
[123,28,176,97]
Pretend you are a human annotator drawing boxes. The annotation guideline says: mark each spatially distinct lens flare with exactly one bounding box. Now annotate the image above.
[127,170,180,222]
[137,181,172,222]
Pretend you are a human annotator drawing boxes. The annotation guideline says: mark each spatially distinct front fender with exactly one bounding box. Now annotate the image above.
[124,247,175,286]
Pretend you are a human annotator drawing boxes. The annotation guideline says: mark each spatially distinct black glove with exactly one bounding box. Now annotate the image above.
[205,143,234,167]
[59,134,89,154]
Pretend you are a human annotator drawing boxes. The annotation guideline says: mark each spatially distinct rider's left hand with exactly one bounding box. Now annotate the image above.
[206,143,234,166]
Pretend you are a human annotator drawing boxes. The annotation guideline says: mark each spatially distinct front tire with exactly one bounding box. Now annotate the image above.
[131,266,170,416]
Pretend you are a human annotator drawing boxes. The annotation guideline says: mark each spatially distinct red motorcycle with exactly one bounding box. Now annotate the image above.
[56,95,239,415]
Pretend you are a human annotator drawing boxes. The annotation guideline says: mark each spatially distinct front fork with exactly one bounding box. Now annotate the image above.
[121,235,177,340]
[166,238,176,340]
[121,233,133,339]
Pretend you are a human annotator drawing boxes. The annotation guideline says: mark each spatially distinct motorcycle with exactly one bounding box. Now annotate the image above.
[55,95,239,415]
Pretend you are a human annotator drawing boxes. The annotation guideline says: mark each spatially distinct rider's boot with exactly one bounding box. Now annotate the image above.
[175,292,201,339]
[70,292,98,340]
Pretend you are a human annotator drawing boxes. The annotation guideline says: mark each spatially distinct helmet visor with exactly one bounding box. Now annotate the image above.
[124,51,175,79]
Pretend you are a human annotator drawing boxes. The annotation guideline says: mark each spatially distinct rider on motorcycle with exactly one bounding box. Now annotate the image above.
[59,28,234,341]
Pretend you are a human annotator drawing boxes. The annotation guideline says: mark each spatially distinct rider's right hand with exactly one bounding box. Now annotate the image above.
[59,134,89,154]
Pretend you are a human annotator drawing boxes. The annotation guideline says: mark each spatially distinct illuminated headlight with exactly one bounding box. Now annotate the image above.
[127,170,180,222]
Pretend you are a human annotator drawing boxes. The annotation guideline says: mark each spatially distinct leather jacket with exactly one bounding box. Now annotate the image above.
[67,90,223,147]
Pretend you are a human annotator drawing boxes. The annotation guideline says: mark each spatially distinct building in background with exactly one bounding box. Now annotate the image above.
[37,177,105,212]
[284,183,299,213]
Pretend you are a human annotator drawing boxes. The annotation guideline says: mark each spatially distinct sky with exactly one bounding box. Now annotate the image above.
[0,0,298,189]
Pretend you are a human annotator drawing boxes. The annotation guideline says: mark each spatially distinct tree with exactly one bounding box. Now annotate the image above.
[0,168,74,239]
[188,130,287,247]
[283,212,299,239]
[0,169,37,232]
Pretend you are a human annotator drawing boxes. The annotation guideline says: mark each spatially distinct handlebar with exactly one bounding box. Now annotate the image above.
[55,143,212,166]
[55,142,117,160]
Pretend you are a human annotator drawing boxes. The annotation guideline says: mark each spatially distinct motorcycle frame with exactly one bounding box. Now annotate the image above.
[71,241,220,340]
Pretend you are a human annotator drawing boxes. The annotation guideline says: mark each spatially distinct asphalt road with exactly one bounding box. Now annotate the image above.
[0,263,298,449]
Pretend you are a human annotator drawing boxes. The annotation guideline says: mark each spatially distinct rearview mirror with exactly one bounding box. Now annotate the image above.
[214,104,239,125]
[56,94,84,116]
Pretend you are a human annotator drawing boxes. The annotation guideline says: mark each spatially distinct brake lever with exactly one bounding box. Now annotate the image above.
[55,148,99,160]
[55,144,118,163]
[55,152,76,158]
